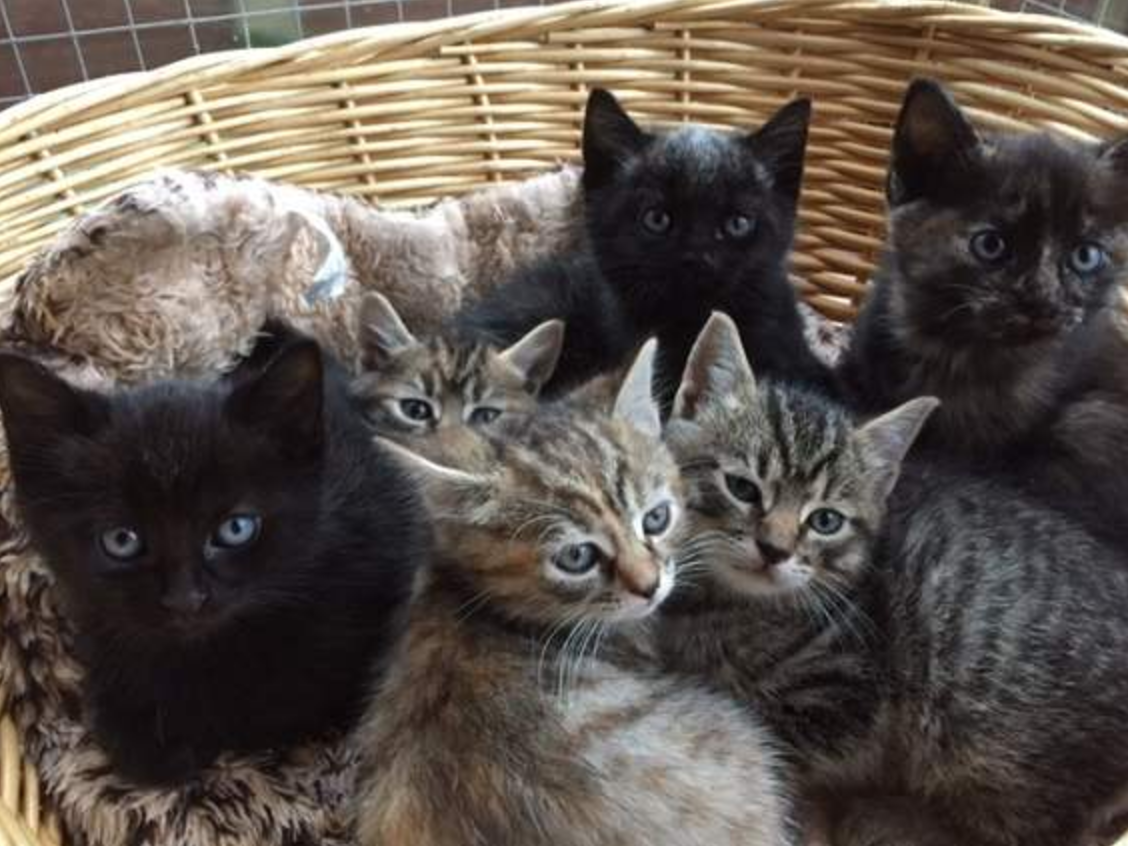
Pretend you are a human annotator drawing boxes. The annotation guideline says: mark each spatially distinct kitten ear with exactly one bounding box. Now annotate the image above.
[497,319,565,395]
[746,98,811,204]
[853,396,939,502]
[226,340,324,455]
[360,292,419,369]
[613,338,661,439]
[582,88,647,191]
[1097,135,1128,179]
[888,78,980,206]
[376,436,491,515]
[0,354,108,450]
[672,312,756,421]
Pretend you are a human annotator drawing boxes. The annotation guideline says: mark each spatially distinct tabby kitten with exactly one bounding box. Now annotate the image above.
[839,77,1128,452]
[658,312,934,770]
[0,342,428,785]
[668,315,1128,846]
[355,342,792,846]
[457,87,832,409]
[351,292,563,459]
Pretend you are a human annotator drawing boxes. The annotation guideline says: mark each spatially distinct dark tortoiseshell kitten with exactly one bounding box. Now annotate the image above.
[0,342,428,785]
[838,77,1128,548]
[351,292,563,461]
[457,88,832,410]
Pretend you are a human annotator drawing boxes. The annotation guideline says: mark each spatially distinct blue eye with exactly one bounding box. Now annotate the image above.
[641,207,671,235]
[212,514,261,549]
[100,527,144,561]
[399,399,436,423]
[642,502,672,536]
[724,214,754,239]
[553,542,603,575]
[468,407,502,426]
[724,474,762,506]
[807,508,846,536]
[1068,242,1107,276]
[969,229,1009,264]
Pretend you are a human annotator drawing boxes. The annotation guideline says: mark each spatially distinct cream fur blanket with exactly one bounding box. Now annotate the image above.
[0,168,845,846]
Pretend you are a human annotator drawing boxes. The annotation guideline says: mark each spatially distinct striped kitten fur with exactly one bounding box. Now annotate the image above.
[657,313,933,776]
[664,313,1128,846]
[351,292,563,459]
[355,342,792,846]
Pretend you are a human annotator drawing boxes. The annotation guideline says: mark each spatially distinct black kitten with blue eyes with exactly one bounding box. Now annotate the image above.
[0,341,428,785]
[456,88,833,409]
[838,78,1128,549]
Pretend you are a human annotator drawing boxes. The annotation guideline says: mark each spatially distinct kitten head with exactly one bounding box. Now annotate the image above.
[581,88,810,321]
[667,313,936,599]
[0,342,343,638]
[353,292,563,459]
[886,78,1128,349]
[384,340,682,627]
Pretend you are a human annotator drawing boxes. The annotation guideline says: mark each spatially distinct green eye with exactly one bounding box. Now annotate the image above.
[724,474,762,506]
[553,542,602,575]
[807,508,846,536]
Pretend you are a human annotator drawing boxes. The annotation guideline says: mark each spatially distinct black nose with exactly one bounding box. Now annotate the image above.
[161,589,208,615]
[756,540,789,567]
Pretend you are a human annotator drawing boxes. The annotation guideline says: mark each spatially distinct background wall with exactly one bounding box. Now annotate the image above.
[0,0,1124,113]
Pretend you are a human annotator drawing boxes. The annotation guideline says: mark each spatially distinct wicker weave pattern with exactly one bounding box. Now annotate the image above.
[2,1,1128,843]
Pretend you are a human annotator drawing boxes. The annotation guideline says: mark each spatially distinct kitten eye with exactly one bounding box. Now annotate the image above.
[723,214,754,239]
[969,229,1009,265]
[398,398,436,423]
[1067,242,1107,276]
[552,542,603,576]
[212,514,262,549]
[807,508,846,537]
[641,207,672,235]
[642,502,672,536]
[723,474,762,506]
[100,527,145,561]
[468,407,502,426]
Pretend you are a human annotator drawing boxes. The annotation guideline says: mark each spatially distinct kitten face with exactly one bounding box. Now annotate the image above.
[353,293,563,460]
[667,314,934,599]
[0,343,332,638]
[581,89,810,322]
[387,341,683,626]
[887,79,1128,349]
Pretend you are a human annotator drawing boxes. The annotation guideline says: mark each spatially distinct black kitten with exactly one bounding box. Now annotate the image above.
[456,88,833,408]
[0,341,428,786]
[837,78,1128,548]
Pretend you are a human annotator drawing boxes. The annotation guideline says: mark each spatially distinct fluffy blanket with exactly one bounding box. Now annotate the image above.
[0,168,846,846]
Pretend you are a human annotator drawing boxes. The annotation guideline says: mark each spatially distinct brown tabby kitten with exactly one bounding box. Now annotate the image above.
[355,342,792,846]
[667,314,1128,846]
[657,313,934,775]
[351,292,563,458]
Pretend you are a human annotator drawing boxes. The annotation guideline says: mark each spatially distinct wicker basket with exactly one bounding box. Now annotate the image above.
[1,0,1128,843]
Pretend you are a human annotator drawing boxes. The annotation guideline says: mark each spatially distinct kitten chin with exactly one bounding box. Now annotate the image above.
[0,337,429,786]
[456,87,833,411]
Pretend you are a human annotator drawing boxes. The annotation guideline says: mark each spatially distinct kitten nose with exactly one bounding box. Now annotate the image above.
[755,540,790,568]
[161,588,208,615]
[618,558,659,599]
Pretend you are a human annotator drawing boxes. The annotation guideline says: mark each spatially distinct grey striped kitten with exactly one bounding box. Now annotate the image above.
[662,313,1128,846]
[351,292,563,458]
[355,341,793,846]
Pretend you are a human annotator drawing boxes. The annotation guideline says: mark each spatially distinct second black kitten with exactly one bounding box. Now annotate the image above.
[0,341,429,785]
[456,88,833,408]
